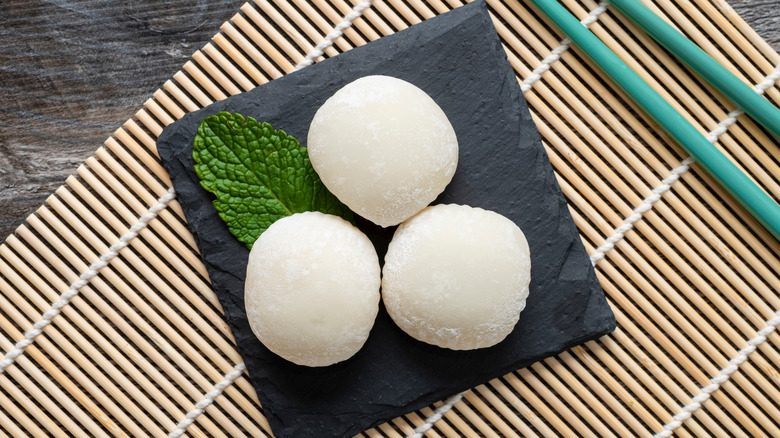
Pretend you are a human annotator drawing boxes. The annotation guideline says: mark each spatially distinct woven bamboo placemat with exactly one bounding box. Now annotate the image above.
[1,0,779,436]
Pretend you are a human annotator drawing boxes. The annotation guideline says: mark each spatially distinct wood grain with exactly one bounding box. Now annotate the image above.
[0,0,778,242]
[0,0,243,240]
[1,0,780,436]
[729,0,780,49]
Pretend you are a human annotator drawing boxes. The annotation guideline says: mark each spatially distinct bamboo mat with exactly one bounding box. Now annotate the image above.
[1,0,780,436]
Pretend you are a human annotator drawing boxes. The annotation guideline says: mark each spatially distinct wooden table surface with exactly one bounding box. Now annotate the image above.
[1,0,778,242]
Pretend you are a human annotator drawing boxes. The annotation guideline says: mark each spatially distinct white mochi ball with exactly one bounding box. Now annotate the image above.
[245,212,380,367]
[382,204,531,350]
[307,75,458,227]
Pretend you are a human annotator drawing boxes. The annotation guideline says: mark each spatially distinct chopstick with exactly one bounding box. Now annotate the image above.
[609,0,780,140]
[528,0,780,241]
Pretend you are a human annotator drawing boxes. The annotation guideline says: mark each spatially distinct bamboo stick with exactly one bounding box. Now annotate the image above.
[220,21,284,79]
[28,203,265,436]
[238,5,306,65]
[182,60,229,102]
[707,0,780,65]
[0,247,168,437]
[202,43,255,92]
[0,324,108,437]
[56,179,263,409]
[171,73,213,108]
[0,376,58,437]
[2,1,780,437]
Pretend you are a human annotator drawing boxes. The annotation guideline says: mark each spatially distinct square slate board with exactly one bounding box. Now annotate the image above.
[156,2,616,437]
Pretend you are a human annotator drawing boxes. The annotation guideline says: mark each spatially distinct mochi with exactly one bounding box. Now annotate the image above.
[245,212,381,366]
[307,75,458,227]
[382,204,531,350]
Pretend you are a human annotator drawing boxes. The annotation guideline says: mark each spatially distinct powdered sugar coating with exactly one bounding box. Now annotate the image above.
[245,212,380,367]
[307,75,458,227]
[382,204,531,350]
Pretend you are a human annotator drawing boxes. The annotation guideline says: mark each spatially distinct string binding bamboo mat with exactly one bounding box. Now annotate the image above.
[1,0,779,436]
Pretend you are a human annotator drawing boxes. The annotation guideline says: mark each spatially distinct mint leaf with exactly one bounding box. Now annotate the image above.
[193,111,353,249]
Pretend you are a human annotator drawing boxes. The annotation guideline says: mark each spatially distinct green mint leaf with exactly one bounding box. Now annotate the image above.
[193,111,353,249]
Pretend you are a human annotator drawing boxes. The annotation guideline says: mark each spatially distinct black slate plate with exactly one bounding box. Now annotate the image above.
[156,2,616,437]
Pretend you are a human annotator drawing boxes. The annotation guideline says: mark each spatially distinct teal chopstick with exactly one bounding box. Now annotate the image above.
[609,0,780,140]
[528,0,780,241]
